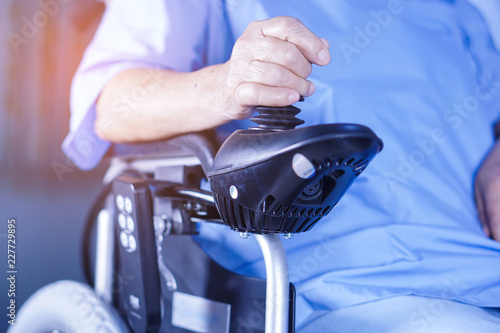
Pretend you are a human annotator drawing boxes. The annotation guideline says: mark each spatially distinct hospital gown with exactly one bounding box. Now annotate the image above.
[63,0,500,331]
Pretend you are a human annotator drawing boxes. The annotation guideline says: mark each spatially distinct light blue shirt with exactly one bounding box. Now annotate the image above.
[63,0,500,329]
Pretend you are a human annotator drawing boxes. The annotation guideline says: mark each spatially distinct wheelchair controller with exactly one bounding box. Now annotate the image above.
[206,101,383,333]
[208,101,383,234]
[113,175,161,333]
[109,100,383,333]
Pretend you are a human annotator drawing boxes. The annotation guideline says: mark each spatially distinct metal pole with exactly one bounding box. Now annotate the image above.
[94,209,114,303]
[255,234,290,333]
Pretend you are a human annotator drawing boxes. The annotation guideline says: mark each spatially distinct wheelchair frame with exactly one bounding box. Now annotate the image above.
[95,152,292,333]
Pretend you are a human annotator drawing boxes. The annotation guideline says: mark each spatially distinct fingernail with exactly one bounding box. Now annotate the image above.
[318,49,330,64]
[288,92,299,104]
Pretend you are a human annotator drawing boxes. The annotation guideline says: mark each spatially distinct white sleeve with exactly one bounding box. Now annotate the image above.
[63,0,230,170]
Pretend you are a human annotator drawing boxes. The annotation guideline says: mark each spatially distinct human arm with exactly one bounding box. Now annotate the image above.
[95,16,330,142]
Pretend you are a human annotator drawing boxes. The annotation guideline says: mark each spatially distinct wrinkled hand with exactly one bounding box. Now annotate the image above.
[217,16,330,120]
[474,140,500,241]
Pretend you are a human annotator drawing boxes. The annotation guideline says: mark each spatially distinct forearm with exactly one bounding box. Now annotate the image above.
[95,64,231,143]
[95,16,330,143]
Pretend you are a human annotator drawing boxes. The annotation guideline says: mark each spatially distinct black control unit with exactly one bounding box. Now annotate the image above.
[113,174,161,333]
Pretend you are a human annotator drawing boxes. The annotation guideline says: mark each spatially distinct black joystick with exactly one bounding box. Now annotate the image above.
[250,99,305,131]
[208,98,383,233]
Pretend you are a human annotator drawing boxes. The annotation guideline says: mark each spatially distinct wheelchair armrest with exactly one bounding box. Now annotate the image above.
[108,131,218,175]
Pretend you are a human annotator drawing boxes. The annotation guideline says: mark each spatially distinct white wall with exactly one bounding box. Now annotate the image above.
[0,0,102,170]
[0,0,9,159]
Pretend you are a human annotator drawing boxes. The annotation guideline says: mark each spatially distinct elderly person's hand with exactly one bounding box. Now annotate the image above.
[96,16,329,142]
[474,140,500,241]
[217,16,330,120]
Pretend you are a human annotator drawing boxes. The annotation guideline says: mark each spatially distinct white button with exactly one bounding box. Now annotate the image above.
[120,231,129,248]
[116,195,124,211]
[128,234,137,252]
[118,214,126,229]
[292,153,316,179]
[129,294,140,310]
[124,197,133,214]
[230,185,238,199]
[126,216,135,232]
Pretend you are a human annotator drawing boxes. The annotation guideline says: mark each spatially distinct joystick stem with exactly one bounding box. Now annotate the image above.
[250,99,305,131]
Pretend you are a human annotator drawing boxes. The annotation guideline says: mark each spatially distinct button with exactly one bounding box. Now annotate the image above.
[118,213,126,229]
[292,153,316,179]
[124,197,133,214]
[128,234,137,252]
[230,185,238,199]
[120,231,129,248]
[116,195,124,211]
[129,294,140,310]
[126,216,135,232]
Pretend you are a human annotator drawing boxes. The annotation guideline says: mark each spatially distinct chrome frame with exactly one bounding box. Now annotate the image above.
[94,206,114,303]
[255,234,290,333]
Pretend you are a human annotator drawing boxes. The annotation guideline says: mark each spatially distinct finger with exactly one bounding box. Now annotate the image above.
[234,82,301,107]
[474,181,491,237]
[258,16,331,66]
[244,61,314,97]
[251,36,313,78]
[484,183,500,241]
[320,38,330,50]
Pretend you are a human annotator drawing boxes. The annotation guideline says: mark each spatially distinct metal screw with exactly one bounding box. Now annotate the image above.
[239,231,250,239]
[153,216,166,234]
[283,233,294,239]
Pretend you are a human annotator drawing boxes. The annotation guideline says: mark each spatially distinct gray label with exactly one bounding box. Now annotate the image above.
[171,291,231,333]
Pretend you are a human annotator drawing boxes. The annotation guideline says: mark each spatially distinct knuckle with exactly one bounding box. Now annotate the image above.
[247,60,266,81]
[253,39,274,61]
[283,47,311,77]
[272,68,289,86]
[247,20,259,32]
[233,36,251,55]
[283,46,298,67]
[278,16,302,28]
[302,62,313,77]
[236,84,259,105]
[233,85,245,104]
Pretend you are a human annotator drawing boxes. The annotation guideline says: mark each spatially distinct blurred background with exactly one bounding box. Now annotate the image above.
[0,1,108,331]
